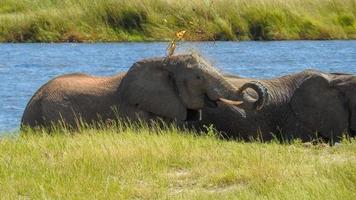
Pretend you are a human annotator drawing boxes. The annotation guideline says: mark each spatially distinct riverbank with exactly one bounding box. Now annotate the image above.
[0,0,355,42]
[0,126,355,199]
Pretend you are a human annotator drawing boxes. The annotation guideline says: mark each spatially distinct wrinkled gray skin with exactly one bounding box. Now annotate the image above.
[193,70,356,143]
[21,54,242,129]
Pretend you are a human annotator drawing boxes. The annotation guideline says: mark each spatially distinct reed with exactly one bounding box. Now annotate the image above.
[0,0,355,42]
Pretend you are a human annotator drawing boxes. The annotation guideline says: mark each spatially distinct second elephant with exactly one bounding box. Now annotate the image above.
[193,70,356,142]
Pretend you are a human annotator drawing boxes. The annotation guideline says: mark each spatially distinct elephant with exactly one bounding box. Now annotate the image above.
[191,70,356,143]
[21,54,256,130]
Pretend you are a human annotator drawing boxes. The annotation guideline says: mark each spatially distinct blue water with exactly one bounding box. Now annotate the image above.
[1,41,356,133]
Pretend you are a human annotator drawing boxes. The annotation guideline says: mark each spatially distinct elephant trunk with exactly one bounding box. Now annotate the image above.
[238,81,268,110]
[206,76,268,110]
[206,76,241,102]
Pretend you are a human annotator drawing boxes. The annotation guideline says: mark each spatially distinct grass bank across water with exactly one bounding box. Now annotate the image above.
[0,126,355,199]
[0,0,355,42]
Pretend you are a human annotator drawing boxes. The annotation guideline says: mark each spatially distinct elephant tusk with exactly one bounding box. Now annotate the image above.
[218,98,243,106]
[199,109,202,121]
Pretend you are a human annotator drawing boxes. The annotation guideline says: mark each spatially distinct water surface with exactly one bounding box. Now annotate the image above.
[1,41,355,132]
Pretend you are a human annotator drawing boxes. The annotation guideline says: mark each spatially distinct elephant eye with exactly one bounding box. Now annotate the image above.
[196,75,201,80]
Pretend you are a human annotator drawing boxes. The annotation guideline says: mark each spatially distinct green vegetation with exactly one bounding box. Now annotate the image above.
[0,124,355,199]
[0,0,355,42]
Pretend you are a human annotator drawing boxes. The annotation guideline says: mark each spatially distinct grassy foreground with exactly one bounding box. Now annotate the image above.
[0,0,355,42]
[0,126,355,199]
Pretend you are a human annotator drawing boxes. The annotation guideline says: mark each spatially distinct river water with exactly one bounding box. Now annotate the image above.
[1,41,355,133]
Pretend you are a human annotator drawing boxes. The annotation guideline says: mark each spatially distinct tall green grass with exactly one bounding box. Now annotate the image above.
[0,125,355,199]
[0,0,355,42]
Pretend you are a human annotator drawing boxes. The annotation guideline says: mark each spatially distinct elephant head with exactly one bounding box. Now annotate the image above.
[117,54,243,122]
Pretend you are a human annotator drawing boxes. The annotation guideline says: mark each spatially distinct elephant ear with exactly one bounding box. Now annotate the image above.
[330,75,356,134]
[118,59,186,121]
[291,75,348,138]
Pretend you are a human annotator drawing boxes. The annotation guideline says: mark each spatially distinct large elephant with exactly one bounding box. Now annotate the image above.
[193,70,356,142]
[21,54,251,130]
